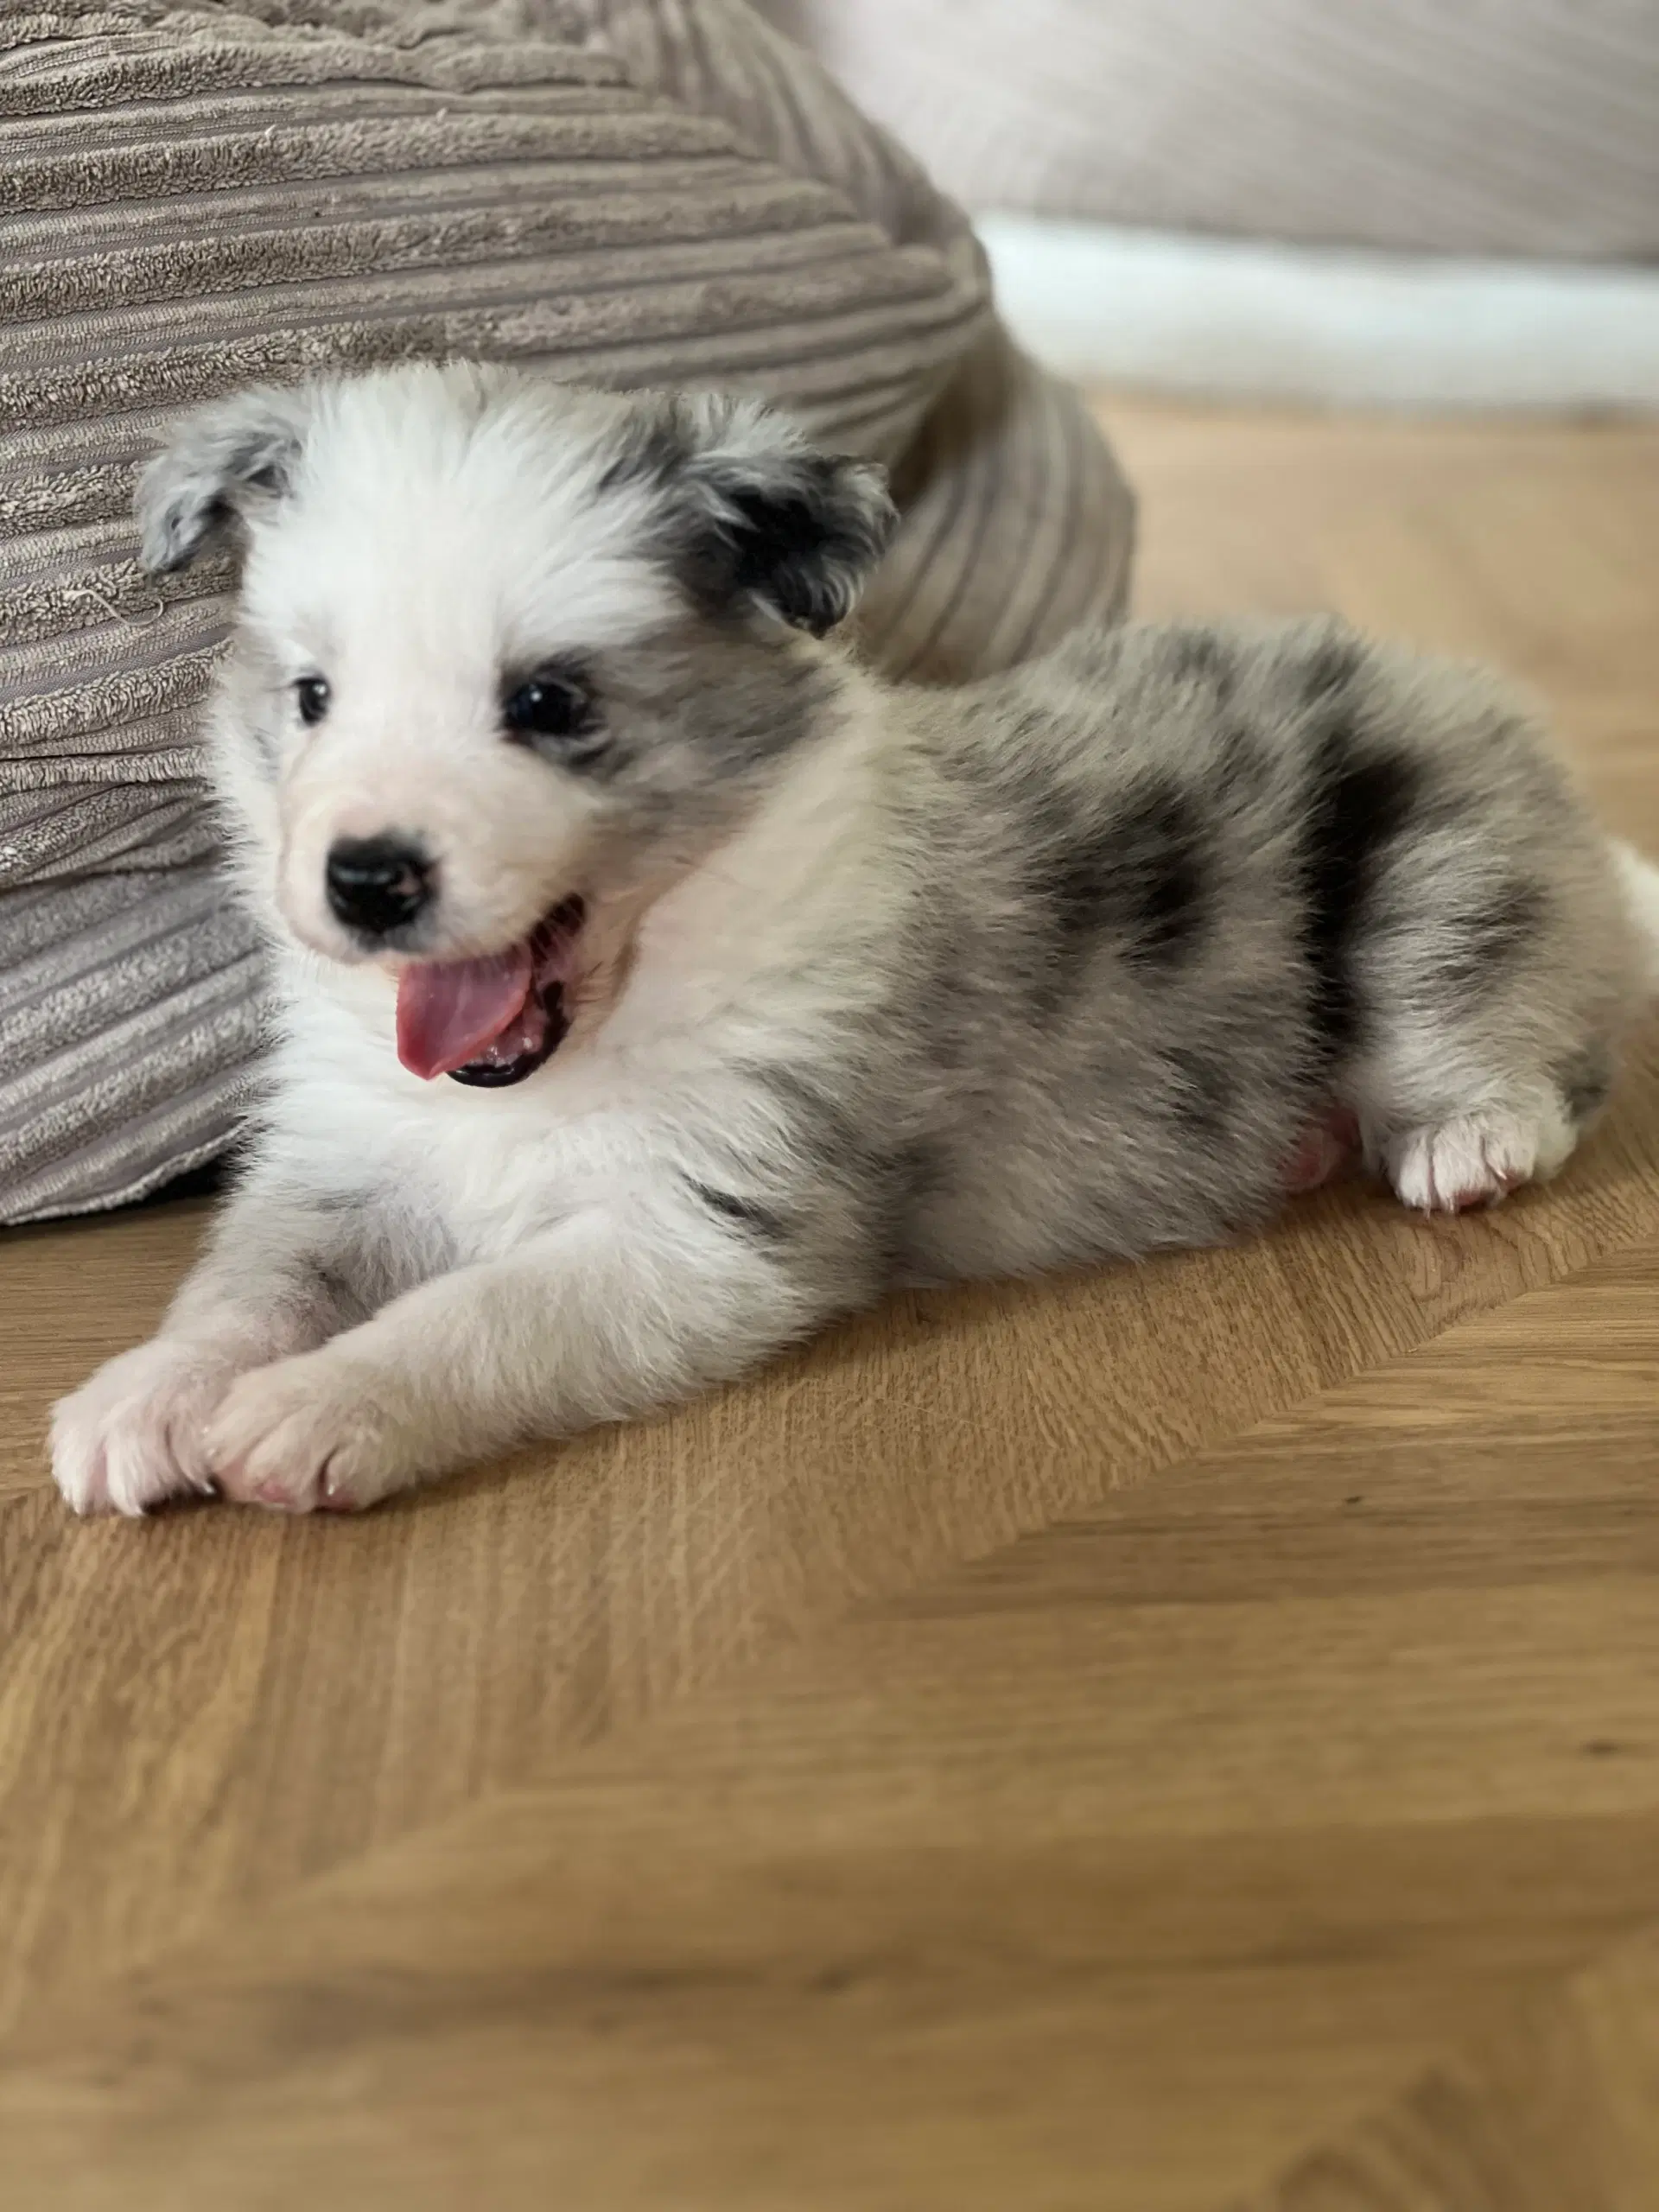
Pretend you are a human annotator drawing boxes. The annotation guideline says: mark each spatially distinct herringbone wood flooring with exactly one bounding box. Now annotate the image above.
[2,399,1657,2210]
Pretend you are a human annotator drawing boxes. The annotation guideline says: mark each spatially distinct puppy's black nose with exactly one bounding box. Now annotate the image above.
[324,835,433,938]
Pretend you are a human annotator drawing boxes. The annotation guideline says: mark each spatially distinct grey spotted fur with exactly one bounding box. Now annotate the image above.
[51,368,1656,1513]
[876,615,1643,1275]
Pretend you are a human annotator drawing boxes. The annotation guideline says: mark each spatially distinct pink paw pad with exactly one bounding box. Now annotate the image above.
[1281,1105,1361,1196]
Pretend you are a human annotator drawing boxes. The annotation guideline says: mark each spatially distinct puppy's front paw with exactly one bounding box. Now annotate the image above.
[52,1338,246,1516]
[205,1351,423,1514]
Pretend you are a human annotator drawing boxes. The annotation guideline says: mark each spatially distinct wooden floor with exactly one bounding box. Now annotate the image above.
[3,400,1659,2209]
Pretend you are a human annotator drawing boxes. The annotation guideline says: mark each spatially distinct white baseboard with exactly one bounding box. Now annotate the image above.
[976,216,1659,413]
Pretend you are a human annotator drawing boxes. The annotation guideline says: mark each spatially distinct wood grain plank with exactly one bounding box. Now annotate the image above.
[7,1046,1659,2032]
[5,1238,1659,2208]
[1240,1922,1659,2210]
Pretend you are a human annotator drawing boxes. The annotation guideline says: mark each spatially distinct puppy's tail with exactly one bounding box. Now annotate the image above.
[1611,840,1659,995]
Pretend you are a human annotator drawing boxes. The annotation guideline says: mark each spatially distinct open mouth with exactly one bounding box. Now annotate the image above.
[395,896,586,1087]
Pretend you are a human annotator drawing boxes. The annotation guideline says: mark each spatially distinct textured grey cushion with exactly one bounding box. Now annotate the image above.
[0,0,1134,1223]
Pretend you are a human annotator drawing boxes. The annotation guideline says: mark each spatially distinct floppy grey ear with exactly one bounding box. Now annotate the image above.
[136,384,315,573]
[620,394,897,636]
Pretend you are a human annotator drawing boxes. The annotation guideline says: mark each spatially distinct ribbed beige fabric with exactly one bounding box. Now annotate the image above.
[768,0,1659,260]
[0,0,1134,1224]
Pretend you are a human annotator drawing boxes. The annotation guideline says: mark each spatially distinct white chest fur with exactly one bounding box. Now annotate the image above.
[257,694,899,1257]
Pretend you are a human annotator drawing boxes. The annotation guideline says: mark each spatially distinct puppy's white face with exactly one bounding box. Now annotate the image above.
[233,376,682,962]
[143,365,894,1001]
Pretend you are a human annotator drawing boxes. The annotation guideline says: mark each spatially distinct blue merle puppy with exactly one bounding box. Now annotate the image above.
[52,365,1659,1514]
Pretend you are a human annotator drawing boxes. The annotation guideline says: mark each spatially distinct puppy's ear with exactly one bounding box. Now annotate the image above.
[632,395,896,636]
[136,384,315,573]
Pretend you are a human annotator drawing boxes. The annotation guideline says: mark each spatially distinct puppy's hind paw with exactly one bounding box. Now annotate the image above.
[1384,1100,1575,1215]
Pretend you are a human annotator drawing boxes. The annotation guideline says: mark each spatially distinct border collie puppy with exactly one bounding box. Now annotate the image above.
[51,365,1658,1513]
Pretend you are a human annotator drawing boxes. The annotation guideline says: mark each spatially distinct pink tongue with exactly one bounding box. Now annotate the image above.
[396,941,534,1080]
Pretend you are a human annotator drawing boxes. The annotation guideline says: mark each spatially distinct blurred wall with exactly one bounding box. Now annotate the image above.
[761,0,1659,260]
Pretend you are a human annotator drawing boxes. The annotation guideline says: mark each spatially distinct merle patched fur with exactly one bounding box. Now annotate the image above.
[52,364,1659,1513]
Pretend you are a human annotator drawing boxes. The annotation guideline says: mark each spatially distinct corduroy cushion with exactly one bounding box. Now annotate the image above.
[0,0,1134,1223]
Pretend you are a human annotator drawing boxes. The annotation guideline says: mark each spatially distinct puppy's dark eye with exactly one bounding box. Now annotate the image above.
[296,675,330,727]
[502,665,599,754]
